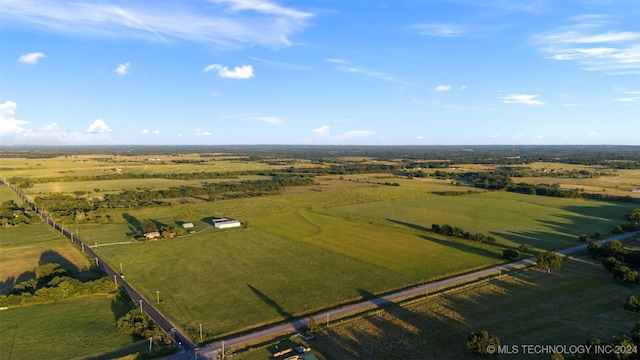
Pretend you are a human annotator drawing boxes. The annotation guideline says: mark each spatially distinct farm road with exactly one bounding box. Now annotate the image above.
[190,231,640,360]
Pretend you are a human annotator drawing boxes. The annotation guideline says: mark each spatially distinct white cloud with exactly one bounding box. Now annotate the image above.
[0,101,29,135]
[587,130,599,138]
[0,0,312,49]
[140,129,149,134]
[115,62,130,75]
[18,52,45,64]
[313,125,330,137]
[435,85,452,92]
[204,64,254,79]
[533,17,640,73]
[460,85,467,90]
[153,129,160,134]
[501,94,546,106]
[335,130,376,139]
[335,65,400,83]
[411,23,464,37]
[1,102,113,144]
[195,129,211,136]
[615,91,640,103]
[86,119,112,133]
[490,134,500,138]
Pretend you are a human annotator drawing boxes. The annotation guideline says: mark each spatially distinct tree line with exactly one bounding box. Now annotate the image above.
[430,223,497,244]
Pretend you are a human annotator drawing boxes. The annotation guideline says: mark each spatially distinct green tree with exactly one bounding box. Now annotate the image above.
[578,234,588,242]
[624,295,640,313]
[117,309,162,339]
[503,249,520,261]
[535,251,563,273]
[518,243,532,253]
[467,330,500,355]
[626,208,640,223]
[141,220,157,234]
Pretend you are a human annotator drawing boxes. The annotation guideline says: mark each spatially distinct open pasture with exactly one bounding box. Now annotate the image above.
[311,250,640,359]
[0,294,138,360]
[87,177,636,340]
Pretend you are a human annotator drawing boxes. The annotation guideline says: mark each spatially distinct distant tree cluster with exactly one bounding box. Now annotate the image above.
[0,263,113,306]
[0,200,38,227]
[431,224,497,244]
[574,323,640,360]
[588,240,640,285]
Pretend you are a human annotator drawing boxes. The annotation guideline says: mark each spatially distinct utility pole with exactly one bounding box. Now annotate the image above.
[139,299,143,312]
[199,324,203,341]
[156,290,160,304]
[114,275,118,290]
[222,340,225,359]
[119,263,123,273]
[94,258,99,266]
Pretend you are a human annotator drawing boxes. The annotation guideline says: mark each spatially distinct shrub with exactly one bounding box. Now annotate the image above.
[502,249,520,261]
[467,330,500,355]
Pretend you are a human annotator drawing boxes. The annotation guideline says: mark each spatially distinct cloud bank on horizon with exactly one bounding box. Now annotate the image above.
[1,0,638,146]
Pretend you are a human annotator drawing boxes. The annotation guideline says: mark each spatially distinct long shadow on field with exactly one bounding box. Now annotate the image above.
[490,228,575,251]
[385,218,431,233]
[123,213,142,237]
[247,284,293,320]
[39,250,79,274]
[38,250,103,282]
[356,288,425,335]
[110,288,136,322]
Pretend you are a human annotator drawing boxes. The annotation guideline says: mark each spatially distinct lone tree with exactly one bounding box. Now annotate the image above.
[535,251,563,273]
[503,249,520,261]
[467,329,500,355]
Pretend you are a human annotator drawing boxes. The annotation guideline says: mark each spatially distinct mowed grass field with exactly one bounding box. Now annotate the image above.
[0,294,138,360]
[89,176,638,340]
[310,249,640,359]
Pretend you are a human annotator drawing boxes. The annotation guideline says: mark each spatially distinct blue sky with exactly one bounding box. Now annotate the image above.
[1,0,638,146]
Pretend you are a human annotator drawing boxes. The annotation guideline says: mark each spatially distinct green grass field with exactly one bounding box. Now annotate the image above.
[89,177,637,340]
[0,294,138,360]
[0,224,93,295]
[309,248,640,359]
[3,156,639,347]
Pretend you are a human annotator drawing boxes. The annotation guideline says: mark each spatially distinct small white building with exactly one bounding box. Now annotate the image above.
[633,189,640,193]
[144,231,160,239]
[182,223,194,228]
[214,220,241,229]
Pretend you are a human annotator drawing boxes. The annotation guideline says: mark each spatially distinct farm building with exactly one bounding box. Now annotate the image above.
[633,189,640,193]
[214,220,241,229]
[211,218,229,224]
[182,223,194,228]
[144,231,160,239]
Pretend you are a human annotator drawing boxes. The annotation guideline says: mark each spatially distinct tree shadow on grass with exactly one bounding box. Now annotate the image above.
[122,213,141,237]
[247,284,293,320]
[387,219,500,259]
